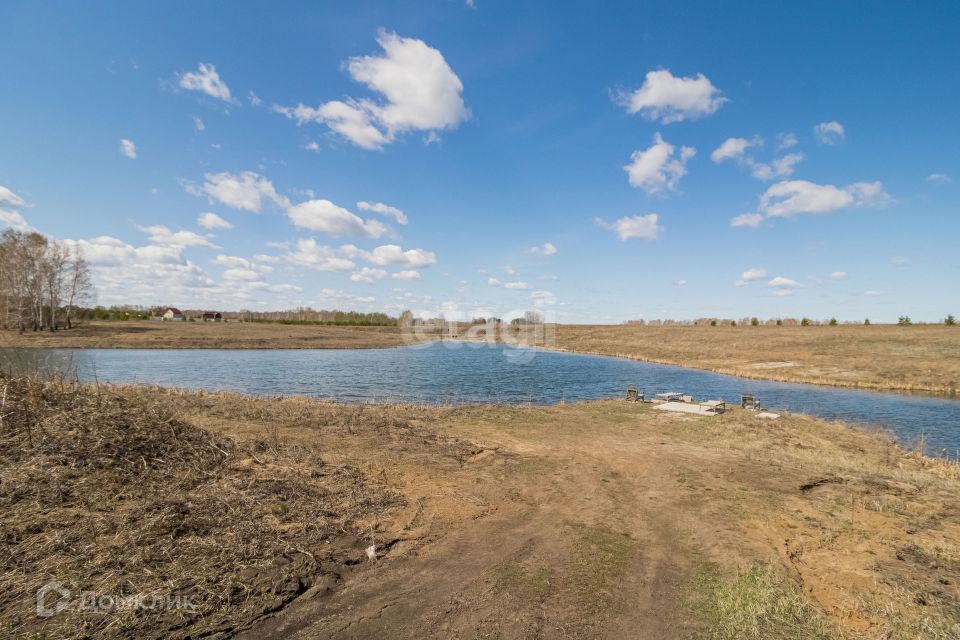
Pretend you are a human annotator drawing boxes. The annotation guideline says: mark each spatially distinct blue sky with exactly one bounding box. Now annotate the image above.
[1,1,957,322]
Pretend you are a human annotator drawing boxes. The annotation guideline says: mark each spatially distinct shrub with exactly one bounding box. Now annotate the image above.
[710,320,717,327]
[829,318,838,326]
[776,319,782,326]
[864,318,871,325]
[801,318,811,327]
[750,317,759,326]
[946,314,957,326]
[898,316,912,326]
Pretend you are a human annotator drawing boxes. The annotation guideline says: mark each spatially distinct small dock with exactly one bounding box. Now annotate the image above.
[625,387,736,416]
[653,401,725,416]
[626,387,780,419]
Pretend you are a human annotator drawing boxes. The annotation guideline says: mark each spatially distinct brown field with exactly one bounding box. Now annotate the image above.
[553,324,960,395]
[0,320,410,350]
[3,377,958,638]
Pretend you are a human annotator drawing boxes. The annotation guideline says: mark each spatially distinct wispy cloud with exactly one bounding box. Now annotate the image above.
[595,214,662,241]
[814,121,845,144]
[178,63,234,103]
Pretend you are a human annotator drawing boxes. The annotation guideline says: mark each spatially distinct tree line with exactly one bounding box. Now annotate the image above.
[48,306,400,326]
[0,230,94,332]
[233,308,396,326]
[624,316,957,327]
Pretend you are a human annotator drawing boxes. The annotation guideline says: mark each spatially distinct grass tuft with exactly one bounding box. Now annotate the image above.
[689,562,834,640]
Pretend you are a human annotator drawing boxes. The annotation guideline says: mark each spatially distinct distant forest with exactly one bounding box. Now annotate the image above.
[67,306,400,327]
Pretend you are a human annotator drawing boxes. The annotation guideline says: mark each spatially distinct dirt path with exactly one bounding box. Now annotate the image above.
[231,405,835,639]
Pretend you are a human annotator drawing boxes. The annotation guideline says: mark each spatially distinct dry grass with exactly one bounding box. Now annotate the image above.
[0,320,415,350]
[551,324,960,394]
[0,374,473,639]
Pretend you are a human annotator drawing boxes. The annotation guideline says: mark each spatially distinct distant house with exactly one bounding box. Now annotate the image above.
[200,311,223,322]
[162,308,184,321]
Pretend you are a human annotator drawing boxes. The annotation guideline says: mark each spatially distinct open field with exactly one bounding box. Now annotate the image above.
[2,377,958,638]
[553,324,960,395]
[0,320,410,350]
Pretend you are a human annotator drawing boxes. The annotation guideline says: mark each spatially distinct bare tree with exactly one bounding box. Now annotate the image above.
[0,231,96,332]
[63,245,93,329]
[43,241,68,331]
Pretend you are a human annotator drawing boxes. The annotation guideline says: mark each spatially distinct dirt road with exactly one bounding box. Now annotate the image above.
[202,401,956,639]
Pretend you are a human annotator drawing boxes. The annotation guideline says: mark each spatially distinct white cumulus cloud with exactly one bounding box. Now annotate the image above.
[0,186,29,231]
[0,209,30,231]
[274,32,468,149]
[139,225,218,249]
[619,69,726,124]
[624,133,695,195]
[351,267,389,283]
[735,267,767,286]
[759,180,891,217]
[283,239,355,272]
[340,243,437,268]
[189,171,290,213]
[287,199,388,238]
[712,136,802,181]
[749,153,804,181]
[710,137,756,163]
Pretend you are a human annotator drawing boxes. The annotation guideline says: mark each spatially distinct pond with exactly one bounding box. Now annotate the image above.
[2,342,959,454]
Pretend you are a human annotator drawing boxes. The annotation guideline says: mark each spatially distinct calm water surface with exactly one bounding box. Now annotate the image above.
[2,342,958,453]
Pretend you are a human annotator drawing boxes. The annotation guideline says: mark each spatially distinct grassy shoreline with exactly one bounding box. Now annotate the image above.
[551,324,960,396]
[2,376,959,638]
